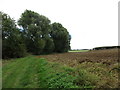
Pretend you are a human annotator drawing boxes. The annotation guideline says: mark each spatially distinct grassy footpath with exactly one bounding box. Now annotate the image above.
[3,56,79,88]
[2,56,119,88]
[3,56,41,88]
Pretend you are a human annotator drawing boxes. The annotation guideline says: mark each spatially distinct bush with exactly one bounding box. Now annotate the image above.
[75,69,99,88]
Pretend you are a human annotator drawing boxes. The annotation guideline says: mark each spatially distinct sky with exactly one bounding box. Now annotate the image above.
[0,0,119,49]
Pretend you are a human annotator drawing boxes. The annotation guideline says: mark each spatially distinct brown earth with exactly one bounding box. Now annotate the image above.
[37,49,119,88]
[37,49,119,67]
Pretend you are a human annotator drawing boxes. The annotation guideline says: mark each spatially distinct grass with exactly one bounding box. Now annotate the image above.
[3,56,79,88]
[0,59,2,89]
[2,56,119,88]
[3,56,40,88]
[69,50,89,52]
[76,62,119,88]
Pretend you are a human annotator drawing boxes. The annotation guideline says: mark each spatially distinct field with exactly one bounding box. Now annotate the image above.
[68,50,89,52]
[39,49,118,67]
[2,49,119,88]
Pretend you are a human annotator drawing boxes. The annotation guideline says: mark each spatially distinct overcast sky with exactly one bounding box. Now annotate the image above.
[0,0,119,49]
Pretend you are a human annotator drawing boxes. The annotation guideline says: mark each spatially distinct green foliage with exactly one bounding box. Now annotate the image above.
[18,10,71,54]
[38,59,78,88]
[51,22,70,53]
[2,10,71,58]
[18,10,70,55]
[2,56,78,88]
[33,39,46,54]
[2,12,26,59]
[3,56,118,88]
[18,10,50,54]
[43,38,55,54]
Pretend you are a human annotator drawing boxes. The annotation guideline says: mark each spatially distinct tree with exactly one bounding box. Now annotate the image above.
[51,22,71,53]
[43,37,55,54]
[0,12,2,59]
[68,35,71,50]
[1,10,71,59]
[18,10,53,54]
[2,12,26,59]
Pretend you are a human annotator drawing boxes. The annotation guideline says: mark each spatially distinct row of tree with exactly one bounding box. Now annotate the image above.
[2,10,71,59]
[93,46,120,50]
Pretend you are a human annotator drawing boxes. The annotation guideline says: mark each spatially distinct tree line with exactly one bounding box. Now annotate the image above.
[2,10,71,59]
[93,46,120,50]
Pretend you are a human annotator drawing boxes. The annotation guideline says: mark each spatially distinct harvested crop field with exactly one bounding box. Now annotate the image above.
[37,48,119,88]
[37,49,119,67]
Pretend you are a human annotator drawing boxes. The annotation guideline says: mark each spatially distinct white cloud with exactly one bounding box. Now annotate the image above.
[0,0,119,49]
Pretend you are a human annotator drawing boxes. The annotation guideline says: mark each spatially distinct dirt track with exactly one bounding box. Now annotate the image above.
[37,49,119,67]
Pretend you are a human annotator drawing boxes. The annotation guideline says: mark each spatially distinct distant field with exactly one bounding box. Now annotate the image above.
[41,49,118,67]
[2,49,119,88]
[69,50,89,52]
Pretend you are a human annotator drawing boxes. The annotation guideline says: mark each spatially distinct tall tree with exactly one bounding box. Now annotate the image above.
[2,12,26,59]
[43,37,55,54]
[51,22,71,53]
[18,10,53,54]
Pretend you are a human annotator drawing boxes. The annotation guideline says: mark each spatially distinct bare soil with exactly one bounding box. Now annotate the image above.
[37,49,119,67]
